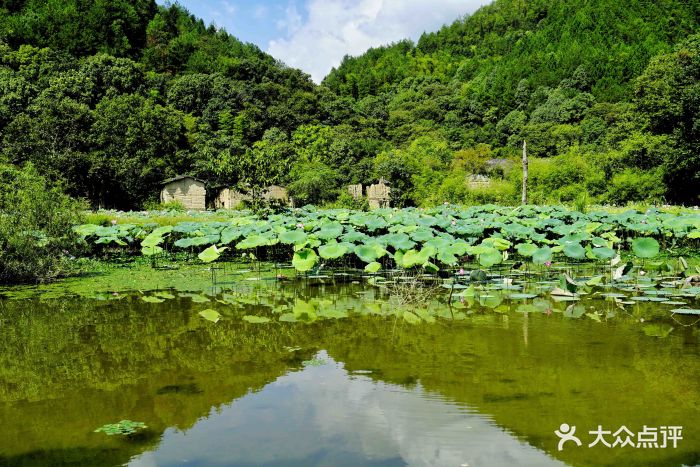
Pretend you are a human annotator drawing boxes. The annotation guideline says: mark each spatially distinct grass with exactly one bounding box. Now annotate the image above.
[84,209,244,226]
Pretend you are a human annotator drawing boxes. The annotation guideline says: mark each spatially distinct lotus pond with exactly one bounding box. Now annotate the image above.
[1,205,699,466]
[0,256,699,466]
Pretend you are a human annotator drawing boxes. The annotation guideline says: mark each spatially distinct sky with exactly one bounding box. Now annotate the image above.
[156,0,491,83]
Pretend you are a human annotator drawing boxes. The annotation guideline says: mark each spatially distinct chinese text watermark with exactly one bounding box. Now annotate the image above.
[555,424,682,451]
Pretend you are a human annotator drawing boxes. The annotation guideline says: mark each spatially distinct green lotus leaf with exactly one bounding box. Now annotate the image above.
[292,248,318,272]
[199,309,221,323]
[670,308,700,315]
[74,224,99,237]
[236,234,272,249]
[402,310,421,324]
[141,233,164,248]
[448,240,470,256]
[364,261,381,273]
[516,243,538,257]
[198,245,227,263]
[384,233,415,251]
[141,245,163,256]
[410,228,434,242]
[437,250,458,265]
[354,242,386,263]
[563,242,586,259]
[632,237,660,258]
[342,230,368,243]
[483,237,512,251]
[279,229,308,245]
[591,237,609,247]
[141,296,164,303]
[591,247,616,260]
[508,293,538,300]
[532,246,553,265]
[478,247,502,267]
[318,240,349,260]
[401,248,434,268]
[174,236,216,248]
[220,227,243,244]
[586,275,604,286]
[315,223,344,240]
[95,236,127,246]
[151,226,174,237]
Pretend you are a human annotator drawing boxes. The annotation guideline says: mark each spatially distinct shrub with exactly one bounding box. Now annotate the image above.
[436,172,517,205]
[605,168,666,204]
[326,190,369,210]
[460,180,518,205]
[511,153,605,203]
[0,164,85,283]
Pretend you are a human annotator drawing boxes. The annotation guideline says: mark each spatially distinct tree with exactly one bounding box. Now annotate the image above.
[0,163,85,283]
[90,95,188,208]
[287,161,339,206]
[635,34,700,202]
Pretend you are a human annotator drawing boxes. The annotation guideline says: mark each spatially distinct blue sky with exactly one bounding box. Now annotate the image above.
[157,1,491,82]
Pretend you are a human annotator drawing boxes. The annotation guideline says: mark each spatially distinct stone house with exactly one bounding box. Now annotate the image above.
[348,184,363,199]
[160,175,206,210]
[214,185,291,209]
[367,179,391,209]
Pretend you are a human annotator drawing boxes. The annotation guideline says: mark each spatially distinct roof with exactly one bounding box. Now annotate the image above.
[161,175,206,185]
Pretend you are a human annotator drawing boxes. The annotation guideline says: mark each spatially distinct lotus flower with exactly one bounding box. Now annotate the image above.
[457,268,465,275]
[111,219,117,225]
[545,261,552,267]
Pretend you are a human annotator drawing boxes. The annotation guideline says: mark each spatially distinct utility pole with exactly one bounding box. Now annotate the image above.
[521,140,528,205]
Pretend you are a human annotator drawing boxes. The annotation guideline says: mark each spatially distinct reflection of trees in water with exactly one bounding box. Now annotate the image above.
[0,287,697,466]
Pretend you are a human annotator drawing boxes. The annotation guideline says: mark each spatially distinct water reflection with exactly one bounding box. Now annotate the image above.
[0,282,698,467]
[130,352,562,467]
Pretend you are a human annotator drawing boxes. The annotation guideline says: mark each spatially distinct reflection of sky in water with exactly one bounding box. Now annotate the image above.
[130,351,564,467]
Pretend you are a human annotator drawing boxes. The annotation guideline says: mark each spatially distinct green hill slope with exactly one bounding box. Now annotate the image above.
[0,0,698,208]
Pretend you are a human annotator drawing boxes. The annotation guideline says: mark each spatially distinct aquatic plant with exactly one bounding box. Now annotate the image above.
[94,420,147,436]
[72,205,699,277]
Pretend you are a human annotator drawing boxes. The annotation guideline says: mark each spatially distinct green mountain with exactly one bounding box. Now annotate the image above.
[0,0,698,208]
[0,1,317,208]
[323,0,700,203]
[325,0,699,103]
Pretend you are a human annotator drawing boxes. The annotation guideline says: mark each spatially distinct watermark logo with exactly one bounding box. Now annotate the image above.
[555,424,683,451]
[555,424,582,451]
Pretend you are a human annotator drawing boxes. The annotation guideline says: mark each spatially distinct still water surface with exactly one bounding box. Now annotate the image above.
[0,280,698,466]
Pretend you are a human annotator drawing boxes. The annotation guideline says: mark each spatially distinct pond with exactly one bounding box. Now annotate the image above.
[0,273,698,466]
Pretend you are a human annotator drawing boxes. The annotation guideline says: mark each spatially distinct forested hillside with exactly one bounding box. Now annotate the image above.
[0,0,319,208]
[1,0,698,209]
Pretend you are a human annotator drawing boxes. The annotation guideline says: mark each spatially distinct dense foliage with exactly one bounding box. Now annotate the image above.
[75,205,700,274]
[0,0,699,209]
[0,1,318,208]
[324,0,700,205]
[0,163,84,282]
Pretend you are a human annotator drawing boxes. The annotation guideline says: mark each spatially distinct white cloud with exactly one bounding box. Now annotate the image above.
[253,5,269,19]
[275,2,303,35]
[267,0,491,83]
[221,0,237,16]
